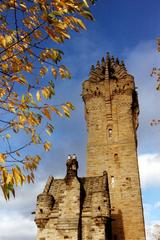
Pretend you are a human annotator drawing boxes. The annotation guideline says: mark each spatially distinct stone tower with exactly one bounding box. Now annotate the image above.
[82,53,145,239]
[35,53,146,240]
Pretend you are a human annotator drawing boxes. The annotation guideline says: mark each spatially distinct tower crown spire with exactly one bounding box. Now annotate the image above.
[87,53,130,84]
[106,52,110,62]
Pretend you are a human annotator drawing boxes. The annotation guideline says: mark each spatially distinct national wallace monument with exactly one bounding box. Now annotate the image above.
[34,53,146,240]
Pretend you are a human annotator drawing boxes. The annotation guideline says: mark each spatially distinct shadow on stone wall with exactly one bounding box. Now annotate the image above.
[111,210,125,240]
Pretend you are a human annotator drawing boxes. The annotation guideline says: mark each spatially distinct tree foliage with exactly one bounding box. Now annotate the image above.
[151,224,160,240]
[152,39,160,88]
[0,0,95,199]
[151,38,160,126]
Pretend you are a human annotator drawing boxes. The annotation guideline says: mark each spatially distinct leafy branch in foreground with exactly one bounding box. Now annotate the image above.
[0,0,94,199]
[151,38,160,126]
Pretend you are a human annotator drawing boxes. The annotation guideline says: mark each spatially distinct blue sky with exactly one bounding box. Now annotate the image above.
[1,1,160,239]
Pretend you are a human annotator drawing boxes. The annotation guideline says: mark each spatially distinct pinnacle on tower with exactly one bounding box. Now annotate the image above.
[91,64,95,71]
[106,52,110,62]
[121,60,127,71]
[89,64,95,75]
[116,57,119,65]
[88,53,129,83]
[105,52,110,80]
[111,55,114,63]
[101,57,105,68]
[95,60,102,76]
[96,60,100,68]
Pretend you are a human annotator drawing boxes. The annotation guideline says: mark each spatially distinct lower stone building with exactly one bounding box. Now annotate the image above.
[35,155,111,240]
[35,53,146,240]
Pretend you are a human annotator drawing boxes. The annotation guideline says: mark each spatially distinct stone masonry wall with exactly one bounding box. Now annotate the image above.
[35,158,111,240]
[82,55,146,240]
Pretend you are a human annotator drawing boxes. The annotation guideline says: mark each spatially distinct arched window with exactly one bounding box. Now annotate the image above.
[111,176,115,188]
[107,125,113,138]
[108,128,112,137]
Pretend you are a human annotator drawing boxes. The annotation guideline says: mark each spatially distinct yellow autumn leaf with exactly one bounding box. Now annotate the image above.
[42,87,51,99]
[0,154,6,163]
[5,35,13,45]
[61,105,70,117]
[19,114,26,125]
[83,0,89,7]
[11,75,26,85]
[6,173,14,185]
[1,63,8,72]
[30,172,34,183]
[0,88,6,98]
[42,108,51,120]
[33,30,42,39]
[59,66,71,79]
[66,102,75,110]
[6,133,11,139]
[8,102,16,113]
[80,9,94,21]
[24,63,33,73]
[12,168,22,186]
[2,168,8,183]
[27,175,31,184]
[0,166,4,171]
[1,37,6,48]
[40,66,48,76]
[51,67,57,78]
[36,91,41,102]
[60,31,70,39]
[76,18,86,30]
[19,3,27,11]
[16,151,21,157]
[44,141,52,152]
[46,123,54,136]
[34,155,41,164]
[50,105,63,117]
[45,26,62,43]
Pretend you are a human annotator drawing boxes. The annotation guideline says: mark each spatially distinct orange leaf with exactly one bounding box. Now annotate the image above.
[51,67,57,78]
[42,108,51,120]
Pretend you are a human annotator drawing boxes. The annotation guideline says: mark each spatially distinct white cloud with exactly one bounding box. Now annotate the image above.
[126,40,160,154]
[155,202,160,209]
[0,180,45,240]
[146,221,160,240]
[138,153,160,188]
[0,213,36,240]
[0,176,65,240]
[143,203,160,240]
[0,179,45,212]
[125,40,160,239]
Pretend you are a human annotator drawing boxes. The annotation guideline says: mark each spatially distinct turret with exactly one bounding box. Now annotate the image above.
[65,154,78,182]
[35,177,54,228]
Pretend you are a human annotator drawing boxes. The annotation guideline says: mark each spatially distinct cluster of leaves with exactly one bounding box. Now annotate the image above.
[151,224,160,240]
[151,38,160,90]
[151,38,160,126]
[0,0,94,199]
